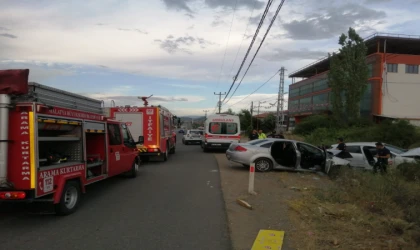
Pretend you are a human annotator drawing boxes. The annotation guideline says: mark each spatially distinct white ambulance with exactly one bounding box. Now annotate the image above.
[201,114,241,152]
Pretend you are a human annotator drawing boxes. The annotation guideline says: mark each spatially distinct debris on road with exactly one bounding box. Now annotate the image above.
[236,199,253,210]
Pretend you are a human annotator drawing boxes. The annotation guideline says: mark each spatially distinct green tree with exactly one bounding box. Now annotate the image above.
[238,109,252,133]
[328,27,369,122]
[225,108,235,115]
[262,114,276,132]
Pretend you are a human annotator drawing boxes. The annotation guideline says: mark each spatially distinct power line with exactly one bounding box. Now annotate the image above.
[215,0,239,91]
[221,0,275,104]
[224,0,287,104]
[227,69,280,107]
[227,0,259,80]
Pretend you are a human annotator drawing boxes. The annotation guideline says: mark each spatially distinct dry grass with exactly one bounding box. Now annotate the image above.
[287,166,420,250]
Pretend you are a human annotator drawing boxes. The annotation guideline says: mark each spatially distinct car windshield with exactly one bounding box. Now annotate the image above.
[385,144,407,154]
[190,130,201,135]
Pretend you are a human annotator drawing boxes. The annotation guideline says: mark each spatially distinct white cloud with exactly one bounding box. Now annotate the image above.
[0,0,418,116]
[84,93,206,106]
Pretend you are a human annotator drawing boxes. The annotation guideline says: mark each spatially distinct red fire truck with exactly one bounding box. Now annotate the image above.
[105,98,177,162]
[0,69,140,215]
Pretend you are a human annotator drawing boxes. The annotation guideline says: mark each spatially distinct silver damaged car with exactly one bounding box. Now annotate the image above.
[226,138,350,174]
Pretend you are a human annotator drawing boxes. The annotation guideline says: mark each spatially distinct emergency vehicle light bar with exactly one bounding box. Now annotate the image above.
[37,118,82,126]
[85,129,105,133]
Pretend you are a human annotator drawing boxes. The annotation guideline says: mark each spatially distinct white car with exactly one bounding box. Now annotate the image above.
[182,129,203,145]
[329,142,417,170]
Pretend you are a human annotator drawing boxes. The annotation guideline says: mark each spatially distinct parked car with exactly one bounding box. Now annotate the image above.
[182,129,203,145]
[226,138,349,174]
[179,129,185,134]
[329,142,417,170]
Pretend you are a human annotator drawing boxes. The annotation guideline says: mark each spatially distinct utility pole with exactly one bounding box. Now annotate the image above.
[256,101,266,130]
[203,110,209,119]
[250,101,254,130]
[214,92,226,114]
[276,67,286,133]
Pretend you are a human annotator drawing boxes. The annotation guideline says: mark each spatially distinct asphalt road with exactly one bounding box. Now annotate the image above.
[0,135,232,250]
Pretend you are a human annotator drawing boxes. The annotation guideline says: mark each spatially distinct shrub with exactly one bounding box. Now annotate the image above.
[300,117,420,149]
[293,115,338,135]
[288,165,420,249]
[409,142,420,149]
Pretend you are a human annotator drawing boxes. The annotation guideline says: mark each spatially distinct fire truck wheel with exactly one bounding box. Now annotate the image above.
[163,143,169,161]
[55,181,81,216]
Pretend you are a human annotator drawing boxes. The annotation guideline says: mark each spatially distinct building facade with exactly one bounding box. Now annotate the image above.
[288,33,420,126]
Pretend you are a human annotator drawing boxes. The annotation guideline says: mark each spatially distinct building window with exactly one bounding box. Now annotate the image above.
[289,88,299,98]
[387,63,398,73]
[299,84,313,95]
[299,97,312,111]
[313,79,328,92]
[312,93,329,110]
[289,100,299,112]
[405,64,419,74]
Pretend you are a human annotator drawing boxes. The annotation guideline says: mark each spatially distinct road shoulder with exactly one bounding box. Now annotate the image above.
[215,152,329,250]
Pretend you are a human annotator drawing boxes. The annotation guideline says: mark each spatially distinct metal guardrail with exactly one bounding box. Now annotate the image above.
[288,32,420,77]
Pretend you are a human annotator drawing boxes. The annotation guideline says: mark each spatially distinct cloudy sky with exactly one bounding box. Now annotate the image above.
[1,0,419,116]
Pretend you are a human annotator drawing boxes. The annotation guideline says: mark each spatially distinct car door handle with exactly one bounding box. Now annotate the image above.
[110,148,113,153]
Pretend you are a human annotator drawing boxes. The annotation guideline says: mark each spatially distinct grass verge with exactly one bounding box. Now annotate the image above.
[287,164,420,249]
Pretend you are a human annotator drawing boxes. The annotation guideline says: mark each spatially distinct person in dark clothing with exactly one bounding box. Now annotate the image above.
[277,132,285,139]
[249,129,259,141]
[374,142,391,174]
[267,131,276,138]
[269,130,285,139]
[336,137,346,151]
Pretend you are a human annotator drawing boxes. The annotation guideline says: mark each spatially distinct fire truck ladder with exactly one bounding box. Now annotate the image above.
[13,82,104,114]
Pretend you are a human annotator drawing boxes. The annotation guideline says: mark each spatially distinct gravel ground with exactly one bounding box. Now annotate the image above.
[215,142,330,250]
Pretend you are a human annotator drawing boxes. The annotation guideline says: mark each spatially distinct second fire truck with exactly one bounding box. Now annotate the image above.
[104,97,177,162]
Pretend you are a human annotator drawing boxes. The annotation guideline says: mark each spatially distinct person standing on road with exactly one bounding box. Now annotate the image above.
[249,129,259,141]
[374,142,391,174]
[258,130,267,139]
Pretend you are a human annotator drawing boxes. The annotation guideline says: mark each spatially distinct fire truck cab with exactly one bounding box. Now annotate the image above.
[0,69,140,215]
[105,103,176,162]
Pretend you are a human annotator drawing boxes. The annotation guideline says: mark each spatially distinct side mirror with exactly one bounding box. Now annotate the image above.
[138,136,144,144]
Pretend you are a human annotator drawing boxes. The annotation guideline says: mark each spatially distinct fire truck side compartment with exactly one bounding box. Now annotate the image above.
[37,117,84,169]
[85,121,107,177]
